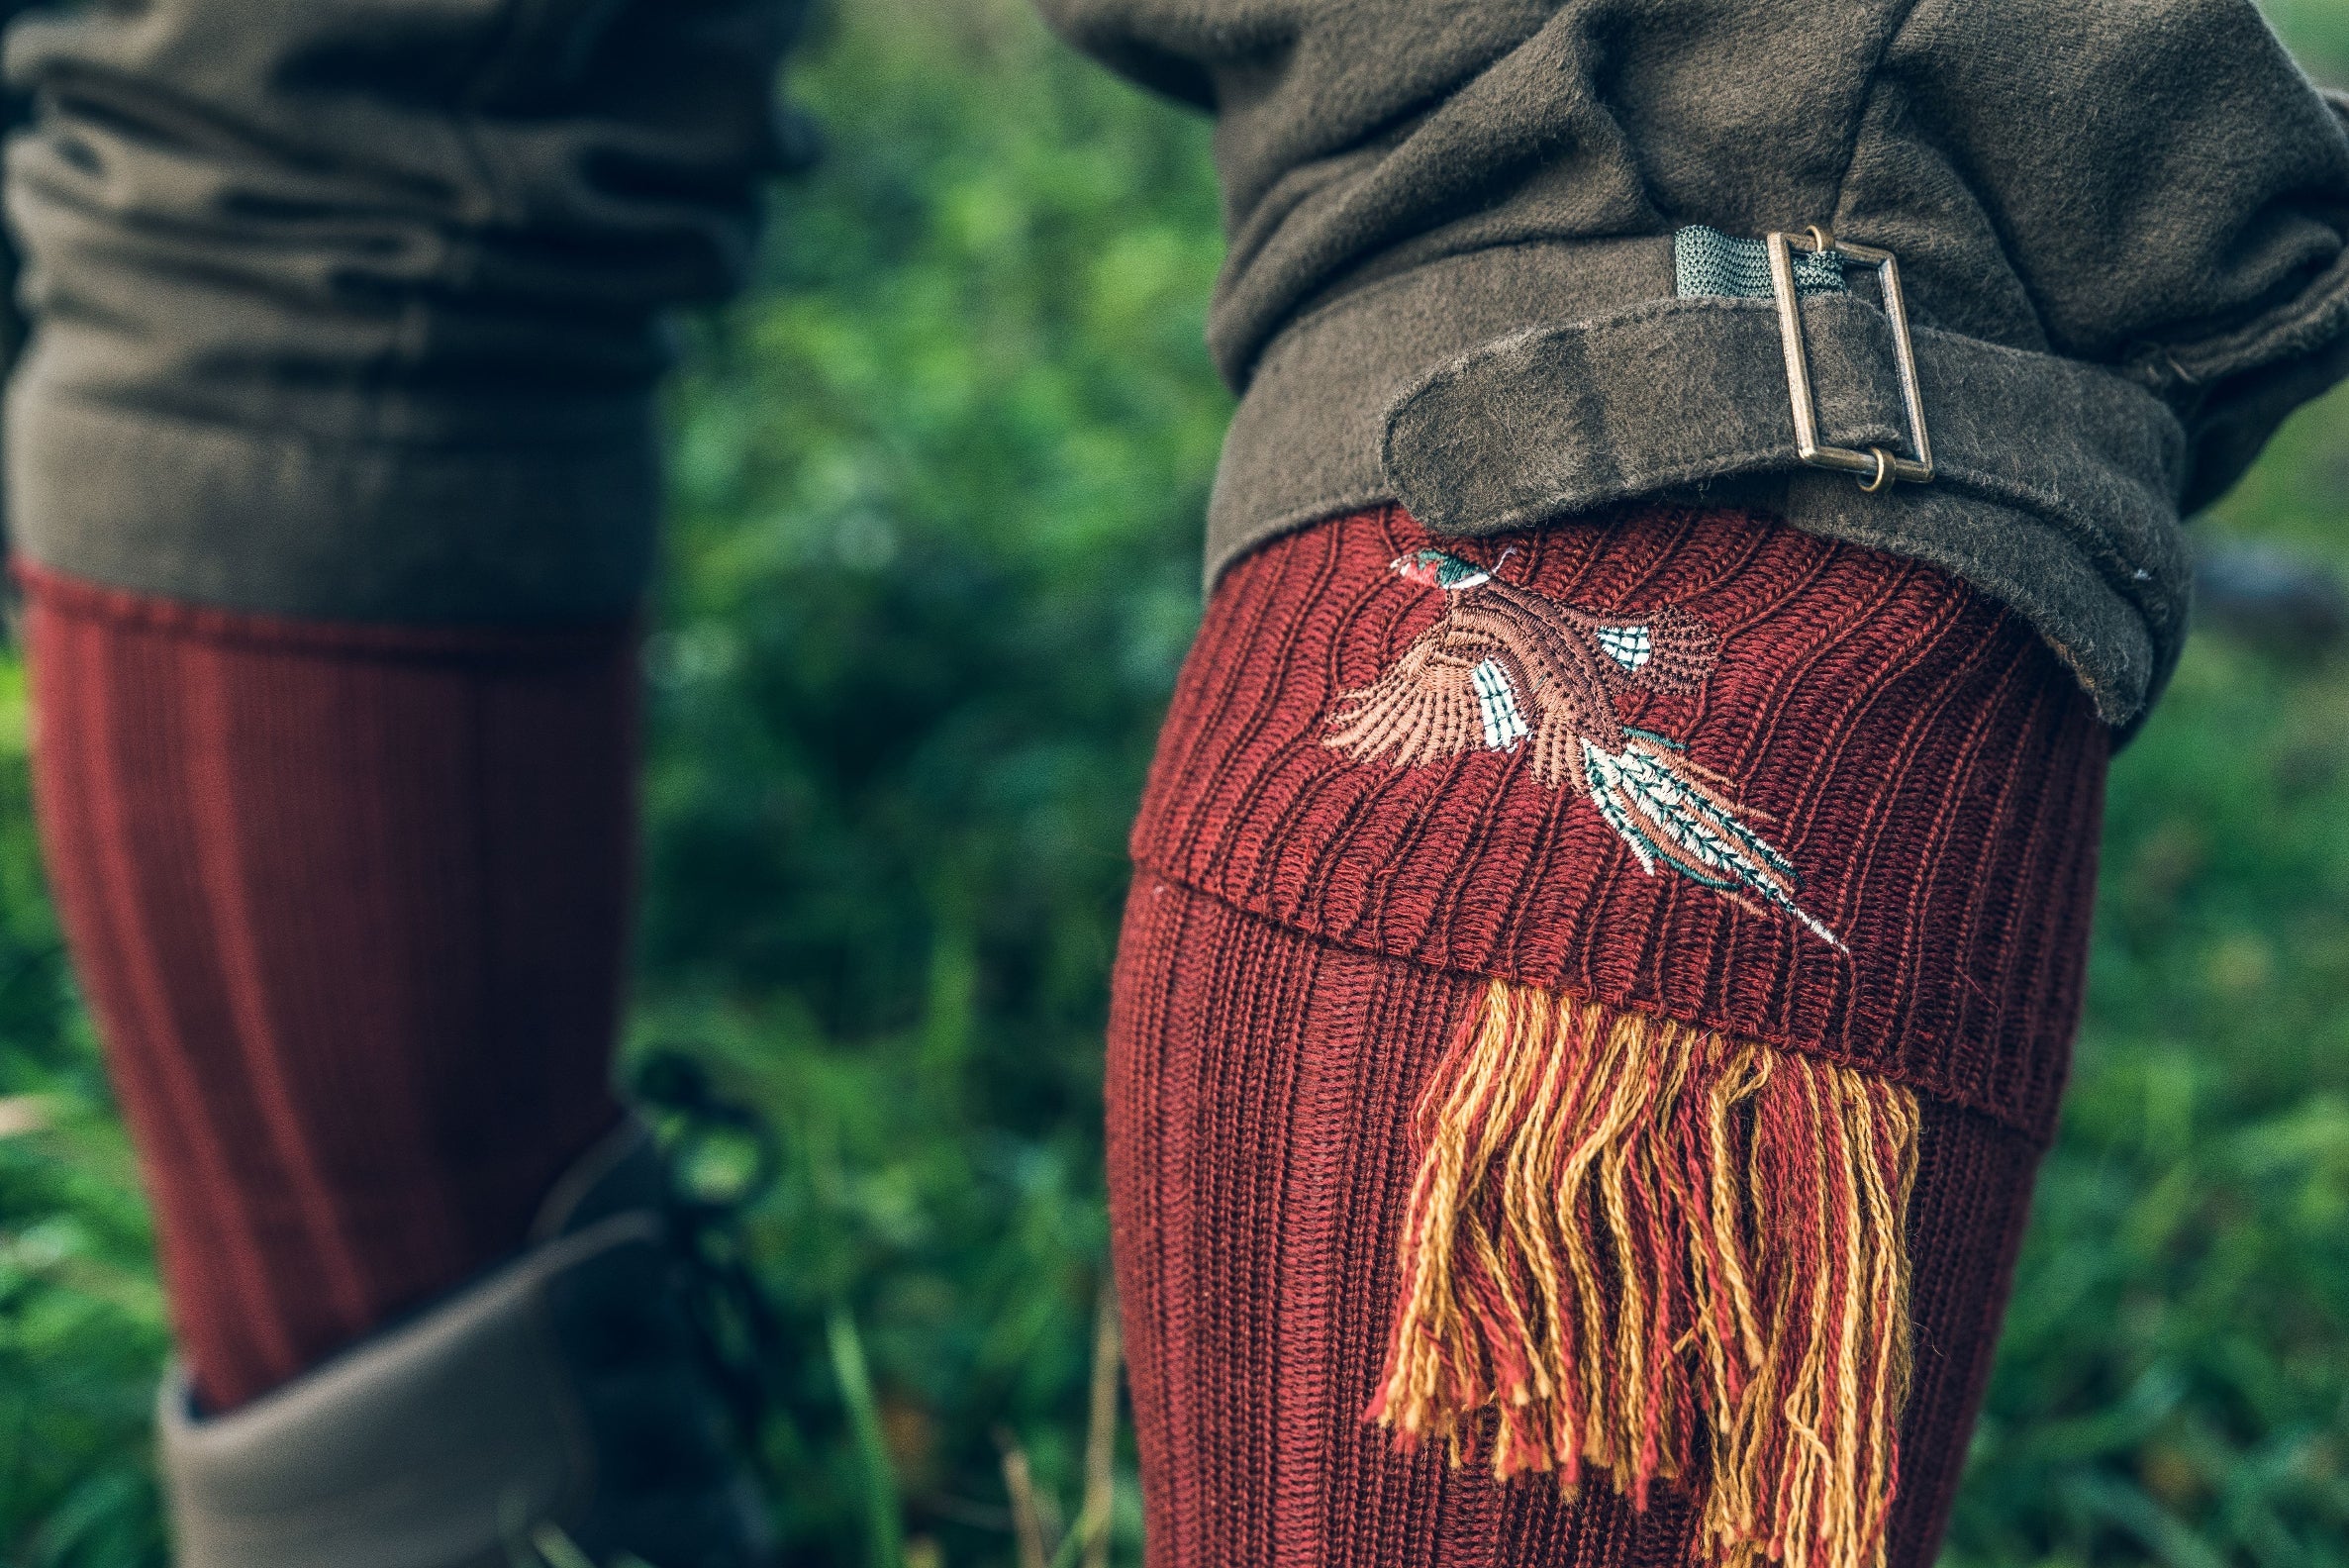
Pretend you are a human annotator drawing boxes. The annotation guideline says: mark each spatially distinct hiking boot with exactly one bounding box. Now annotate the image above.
[157,1119,772,1567]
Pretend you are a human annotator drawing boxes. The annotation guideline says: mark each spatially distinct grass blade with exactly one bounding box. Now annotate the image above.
[829,1304,907,1568]
[997,1428,1052,1568]
[1082,1278,1122,1568]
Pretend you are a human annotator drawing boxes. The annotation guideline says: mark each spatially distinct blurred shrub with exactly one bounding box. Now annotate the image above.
[626,0,1222,1559]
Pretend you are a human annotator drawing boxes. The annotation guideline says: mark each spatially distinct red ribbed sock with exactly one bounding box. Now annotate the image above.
[19,564,636,1412]
[1107,874,2042,1568]
[1109,503,2104,1566]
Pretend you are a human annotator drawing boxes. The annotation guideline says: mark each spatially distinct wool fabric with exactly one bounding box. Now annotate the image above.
[19,564,636,1411]
[1109,503,2104,1564]
[1108,874,2044,1568]
[1130,503,2108,1146]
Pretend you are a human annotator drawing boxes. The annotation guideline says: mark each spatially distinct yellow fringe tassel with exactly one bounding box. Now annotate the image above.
[1367,979,1920,1568]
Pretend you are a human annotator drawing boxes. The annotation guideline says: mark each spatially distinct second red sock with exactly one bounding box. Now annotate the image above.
[21,564,638,1412]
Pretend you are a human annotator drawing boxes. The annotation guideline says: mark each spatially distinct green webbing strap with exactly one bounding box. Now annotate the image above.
[1674,224,1844,300]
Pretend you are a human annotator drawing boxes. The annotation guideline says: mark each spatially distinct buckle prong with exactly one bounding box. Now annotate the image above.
[1767,230,1934,490]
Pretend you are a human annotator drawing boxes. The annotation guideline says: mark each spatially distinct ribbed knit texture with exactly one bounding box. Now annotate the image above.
[1108,874,2043,1568]
[1109,504,2100,1564]
[1131,504,2108,1145]
[19,564,636,1411]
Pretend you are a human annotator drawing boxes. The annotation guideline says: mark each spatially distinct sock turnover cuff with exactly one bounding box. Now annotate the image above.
[1127,503,2108,1147]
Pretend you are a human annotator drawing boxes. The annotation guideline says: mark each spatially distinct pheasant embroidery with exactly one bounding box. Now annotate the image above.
[1324,547,1845,950]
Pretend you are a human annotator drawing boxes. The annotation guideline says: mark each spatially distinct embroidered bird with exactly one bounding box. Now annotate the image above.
[1324,547,1844,949]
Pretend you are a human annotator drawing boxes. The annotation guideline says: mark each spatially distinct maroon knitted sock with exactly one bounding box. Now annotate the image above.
[19,563,636,1412]
[1107,874,2040,1568]
[1110,503,2104,1566]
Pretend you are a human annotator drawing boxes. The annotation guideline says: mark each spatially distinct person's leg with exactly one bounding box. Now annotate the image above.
[20,570,635,1411]
[1109,503,2104,1566]
[3,0,803,1558]
[16,580,777,1568]
[1108,877,2041,1568]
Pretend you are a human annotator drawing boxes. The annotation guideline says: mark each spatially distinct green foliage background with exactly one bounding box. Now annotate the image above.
[4,1,2349,1564]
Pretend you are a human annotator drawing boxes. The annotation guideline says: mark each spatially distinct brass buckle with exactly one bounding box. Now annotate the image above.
[1766,227,1933,492]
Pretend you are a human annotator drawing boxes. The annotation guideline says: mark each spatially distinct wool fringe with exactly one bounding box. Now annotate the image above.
[1368,979,1920,1568]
